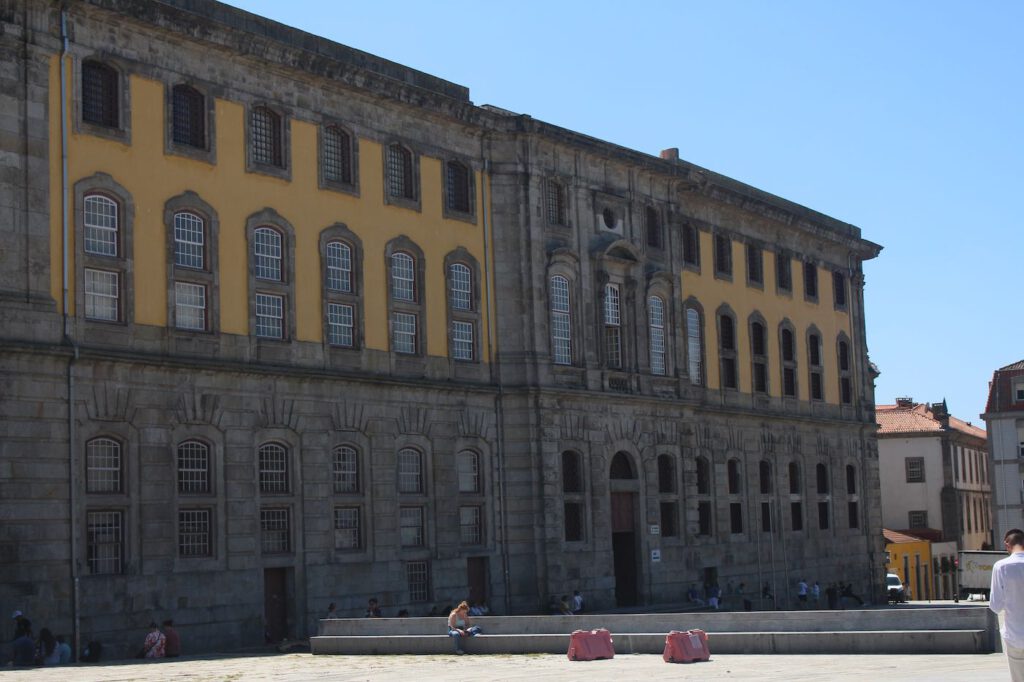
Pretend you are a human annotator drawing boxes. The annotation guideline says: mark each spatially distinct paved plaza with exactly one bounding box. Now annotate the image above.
[0,652,1011,681]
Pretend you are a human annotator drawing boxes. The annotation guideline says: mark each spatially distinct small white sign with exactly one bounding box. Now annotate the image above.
[651,549,661,562]
[650,525,660,536]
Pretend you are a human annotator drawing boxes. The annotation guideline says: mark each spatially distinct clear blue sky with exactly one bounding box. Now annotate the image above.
[225,0,1022,424]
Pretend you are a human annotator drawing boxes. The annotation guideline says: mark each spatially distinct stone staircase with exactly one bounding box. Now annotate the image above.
[311,605,999,656]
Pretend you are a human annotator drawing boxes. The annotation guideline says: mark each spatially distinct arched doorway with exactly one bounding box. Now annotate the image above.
[609,451,639,607]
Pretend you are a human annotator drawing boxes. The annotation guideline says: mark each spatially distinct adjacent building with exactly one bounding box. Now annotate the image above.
[0,0,883,656]
[982,360,1024,542]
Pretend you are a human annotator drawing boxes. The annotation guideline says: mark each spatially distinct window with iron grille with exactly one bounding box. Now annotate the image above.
[260,507,290,553]
[730,502,743,534]
[808,333,823,400]
[446,161,471,213]
[751,321,768,393]
[178,508,212,557]
[645,206,661,249]
[545,180,567,226]
[458,451,481,493]
[406,561,430,602]
[686,307,703,385]
[648,296,666,376]
[255,293,284,339]
[325,241,352,293]
[86,438,122,493]
[682,224,700,266]
[660,501,678,537]
[781,327,797,397]
[714,234,732,276]
[848,501,859,529]
[449,263,472,310]
[397,448,423,494]
[254,227,282,281]
[391,312,417,354]
[697,501,712,536]
[84,268,119,322]
[746,244,763,285]
[803,261,818,301]
[603,284,622,369]
[333,506,361,550]
[791,501,803,531]
[84,194,118,256]
[905,457,925,483]
[174,211,204,269]
[251,106,283,167]
[818,501,830,530]
[564,501,584,542]
[400,506,424,547]
[327,303,354,347]
[452,320,474,361]
[838,339,852,404]
[833,272,847,308]
[776,252,792,292]
[172,85,205,148]
[258,443,289,494]
[657,455,675,493]
[323,126,352,185]
[550,276,572,365]
[86,510,123,574]
[332,445,359,493]
[387,144,415,199]
[177,440,210,494]
[719,313,737,390]
[391,252,415,302]
[82,61,119,128]
[696,456,710,495]
[460,505,482,545]
[174,281,206,331]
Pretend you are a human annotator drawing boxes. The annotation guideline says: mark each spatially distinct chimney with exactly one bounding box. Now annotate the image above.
[660,148,679,161]
[930,399,950,428]
[895,396,914,408]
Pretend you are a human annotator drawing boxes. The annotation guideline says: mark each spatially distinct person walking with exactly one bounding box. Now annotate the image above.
[797,578,808,608]
[991,528,1024,682]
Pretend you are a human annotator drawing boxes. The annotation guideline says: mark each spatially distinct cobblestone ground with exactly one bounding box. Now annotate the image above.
[0,652,1010,681]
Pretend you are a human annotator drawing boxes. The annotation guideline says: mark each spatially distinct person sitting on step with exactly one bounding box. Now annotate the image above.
[447,601,482,655]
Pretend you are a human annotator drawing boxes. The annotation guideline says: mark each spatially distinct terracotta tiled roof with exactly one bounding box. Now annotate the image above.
[999,360,1024,371]
[876,402,986,439]
[985,361,1024,415]
[883,528,928,544]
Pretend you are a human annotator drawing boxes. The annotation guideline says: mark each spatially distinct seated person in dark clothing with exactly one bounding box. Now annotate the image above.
[365,598,382,618]
[12,625,35,666]
[163,619,181,658]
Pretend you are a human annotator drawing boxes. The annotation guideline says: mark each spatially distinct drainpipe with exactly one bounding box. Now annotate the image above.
[59,6,81,660]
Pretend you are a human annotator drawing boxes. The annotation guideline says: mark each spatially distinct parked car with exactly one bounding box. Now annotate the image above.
[886,573,907,604]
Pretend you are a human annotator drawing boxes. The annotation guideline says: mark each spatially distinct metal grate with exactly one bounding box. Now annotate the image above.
[546,181,566,225]
[259,443,289,493]
[777,252,792,291]
[387,144,414,199]
[86,438,121,493]
[172,85,205,148]
[451,321,473,361]
[399,506,424,547]
[323,126,352,184]
[397,448,422,494]
[327,303,354,347]
[325,241,352,293]
[84,194,118,256]
[253,227,282,281]
[333,506,361,550]
[82,61,119,128]
[251,106,282,167]
[446,161,471,213]
[459,505,482,545]
[332,445,359,493]
[255,293,284,339]
[260,507,290,553]
[406,561,429,602]
[747,244,763,284]
[391,312,417,354]
[178,508,211,557]
[457,450,480,493]
[174,281,207,331]
[174,211,204,269]
[87,510,123,574]
[177,440,210,494]
[449,263,471,310]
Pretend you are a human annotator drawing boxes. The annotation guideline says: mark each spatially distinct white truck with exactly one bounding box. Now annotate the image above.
[957,550,1004,600]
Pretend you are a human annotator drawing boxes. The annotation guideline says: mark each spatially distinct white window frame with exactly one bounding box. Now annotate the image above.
[174,281,207,331]
[604,283,622,368]
[451,320,474,361]
[253,227,283,281]
[255,293,284,339]
[449,263,472,310]
[391,252,415,302]
[392,311,417,354]
[84,194,118,256]
[327,302,354,347]
[686,307,702,385]
[173,211,204,269]
[397,447,423,494]
[325,241,352,293]
[648,295,666,376]
[550,275,572,365]
[84,268,119,322]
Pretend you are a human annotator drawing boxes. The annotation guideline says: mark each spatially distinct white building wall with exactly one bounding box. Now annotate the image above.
[878,436,943,531]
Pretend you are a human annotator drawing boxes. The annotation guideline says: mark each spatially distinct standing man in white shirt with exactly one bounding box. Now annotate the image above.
[991,528,1024,682]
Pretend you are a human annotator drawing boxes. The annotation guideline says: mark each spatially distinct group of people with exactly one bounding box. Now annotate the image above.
[9,611,71,667]
[136,620,181,659]
[547,591,584,615]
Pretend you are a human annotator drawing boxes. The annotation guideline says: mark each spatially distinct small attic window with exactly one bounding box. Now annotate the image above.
[602,208,615,230]
[1014,380,1024,402]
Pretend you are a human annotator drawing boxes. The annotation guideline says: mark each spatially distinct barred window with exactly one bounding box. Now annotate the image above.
[747,244,763,285]
[838,338,852,404]
[550,275,572,365]
[446,161,471,213]
[323,126,352,185]
[254,227,282,281]
[400,506,424,547]
[332,445,359,493]
[791,501,804,531]
[325,241,352,293]
[172,84,205,149]
[397,447,423,494]
[327,303,354,347]
[391,252,415,301]
[730,502,743,534]
[452,320,474,361]
[833,271,847,308]
[645,206,662,249]
[818,501,830,530]
[387,144,414,199]
[84,194,118,256]
[905,457,925,483]
[251,106,283,167]
[781,327,797,397]
[84,268,119,322]
[255,293,284,339]
[333,506,361,550]
[173,211,204,269]
[258,442,289,493]
[86,510,123,574]
[391,312,417,354]
[174,282,207,331]
[719,313,738,390]
[449,263,472,310]
[803,261,818,300]
[776,252,792,292]
[808,332,823,401]
[460,505,482,545]
[714,234,732,276]
[682,224,700,266]
[648,296,666,376]
[178,508,211,557]
[848,501,860,529]
[457,450,480,493]
[751,321,768,393]
[604,284,621,369]
[177,440,210,494]
[406,560,430,602]
[82,61,119,128]
[686,307,703,385]
[546,180,567,226]
[86,437,121,493]
[260,507,290,553]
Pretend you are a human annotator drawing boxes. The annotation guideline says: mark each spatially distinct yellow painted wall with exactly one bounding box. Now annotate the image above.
[49,58,490,361]
[681,231,853,405]
[886,539,932,600]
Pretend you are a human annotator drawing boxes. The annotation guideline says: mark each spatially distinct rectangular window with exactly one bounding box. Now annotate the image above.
[905,457,925,483]
[459,505,483,545]
[333,506,361,550]
[452,320,474,361]
[714,234,732,276]
[387,145,414,199]
[173,212,204,269]
[551,277,572,365]
[833,272,847,308]
[564,501,584,542]
[791,502,803,531]
[174,281,207,331]
[255,293,284,339]
[172,86,205,149]
[660,501,678,537]
[604,284,621,368]
[333,447,359,493]
[397,449,423,494]
[458,452,480,493]
[908,510,928,528]
[86,440,121,493]
[848,501,860,529]
[86,510,123,574]
[753,361,768,393]
[178,508,212,557]
[776,252,792,292]
[392,312,417,354]
[730,502,743,534]
[648,297,666,376]
[177,441,209,494]
[840,377,852,404]
[446,162,471,213]
[803,261,818,300]
[783,367,796,397]
[721,357,738,390]
[327,303,354,347]
[259,447,289,494]
[682,225,700,266]
[818,501,830,530]
[81,62,119,129]
[400,506,424,547]
[761,502,772,532]
[251,107,283,167]
[84,268,119,322]
[260,507,290,553]
[323,126,352,185]
[810,372,823,401]
[406,561,430,602]
[546,181,566,226]
[746,244,763,285]
[697,501,712,536]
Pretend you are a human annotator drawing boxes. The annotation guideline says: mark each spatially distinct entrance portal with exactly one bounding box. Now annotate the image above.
[610,491,638,607]
[263,567,289,643]
[467,556,488,606]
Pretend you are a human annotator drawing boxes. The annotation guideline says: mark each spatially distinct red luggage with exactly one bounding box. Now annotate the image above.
[567,628,615,660]
[663,629,710,663]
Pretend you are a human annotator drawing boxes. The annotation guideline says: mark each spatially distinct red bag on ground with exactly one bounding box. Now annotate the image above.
[663,629,710,663]
[567,628,615,660]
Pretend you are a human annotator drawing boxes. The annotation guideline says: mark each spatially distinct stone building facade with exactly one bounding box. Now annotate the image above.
[982,360,1024,544]
[0,0,882,656]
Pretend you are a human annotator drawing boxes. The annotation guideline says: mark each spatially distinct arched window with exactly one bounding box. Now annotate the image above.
[458,450,481,493]
[449,263,472,311]
[727,458,742,494]
[84,194,119,257]
[657,455,676,493]
[562,451,583,493]
[325,241,352,293]
[173,211,204,270]
[610,452,636,479]
[391,252,415,302]
[789,461,801,494]
[323,125,353,185]
[696,456,710,495]
[759,460,772,494]
[253,227,283,281]
[86,437,122,493]
[172,84,205,148]
[387,143,415,199]
[397,447,423,494]
[686,307,703,385]
[258,442,289,494]
[177,440,210,494]
[816,463,829,494]
[250,106,283,167]
[648,296,666,376]
[332,445,359,493]
[550,275,572,365]
[82,61,119,128]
